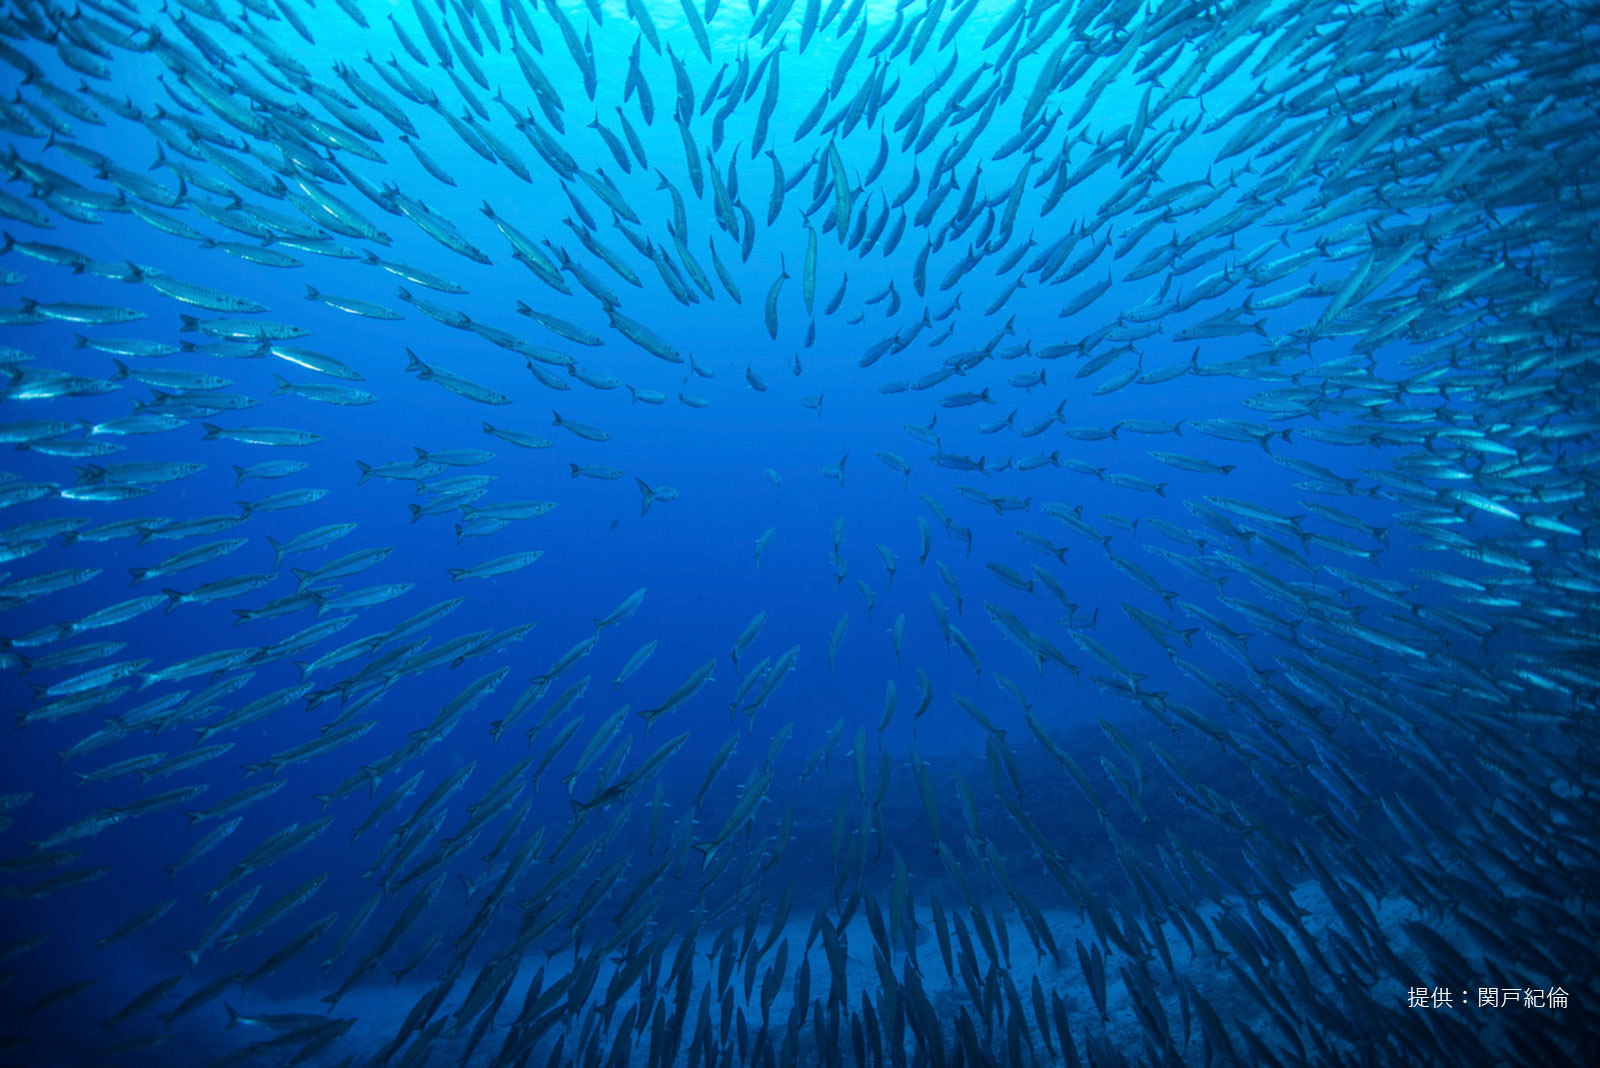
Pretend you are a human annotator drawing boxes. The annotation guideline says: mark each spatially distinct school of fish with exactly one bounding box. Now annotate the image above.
[1,0,1597,1066]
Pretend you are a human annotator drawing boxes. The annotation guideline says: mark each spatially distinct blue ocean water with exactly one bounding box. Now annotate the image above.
[1,1,1596,1066]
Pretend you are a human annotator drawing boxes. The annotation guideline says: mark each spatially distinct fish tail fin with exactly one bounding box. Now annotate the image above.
[177,314,199,332]
[161,589,183,614]
[568,464,580,478]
